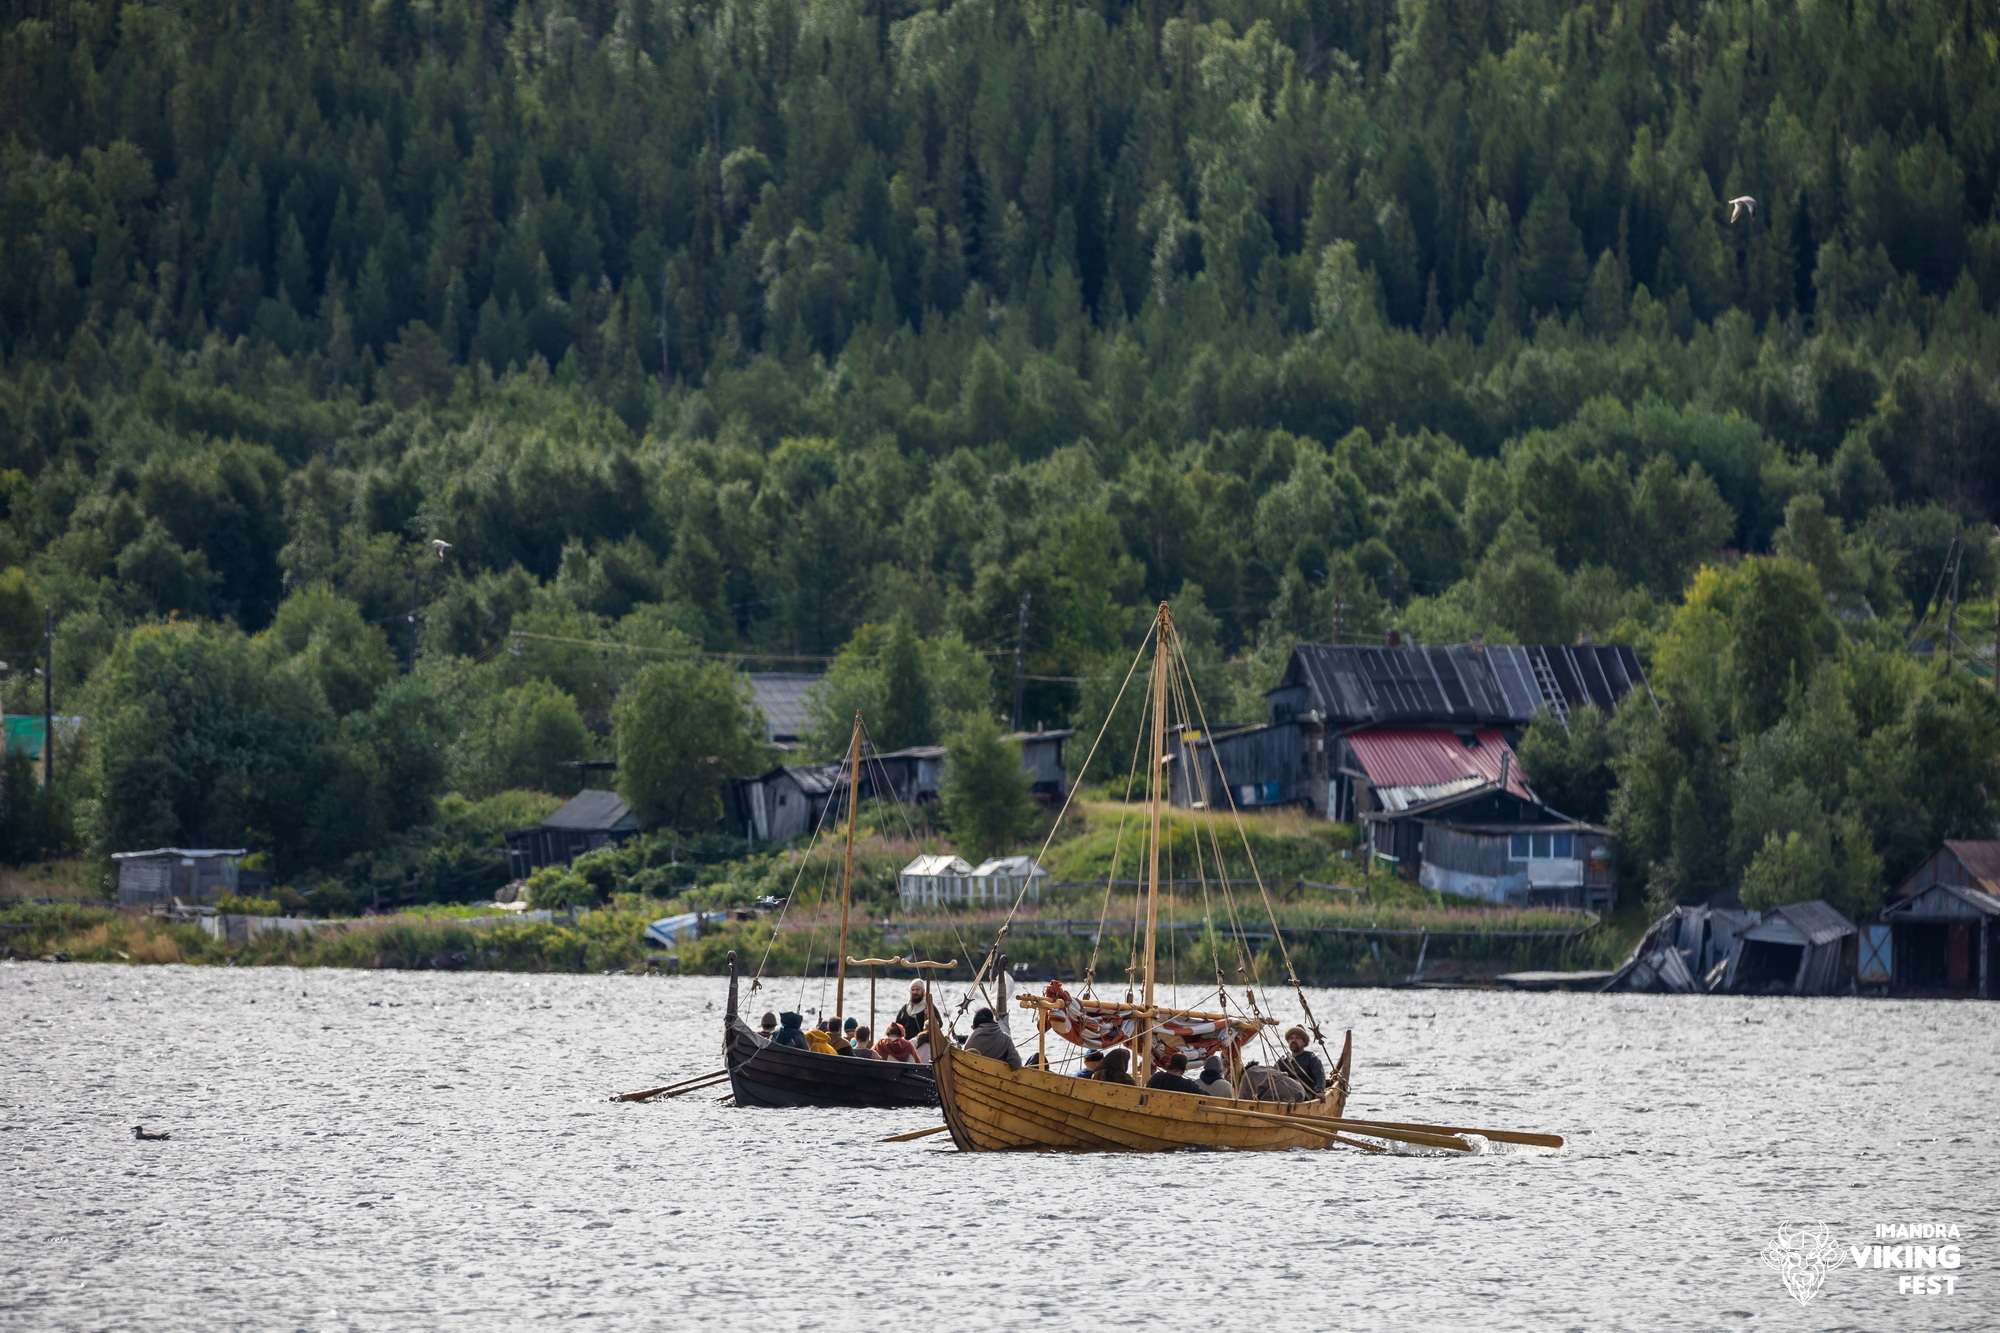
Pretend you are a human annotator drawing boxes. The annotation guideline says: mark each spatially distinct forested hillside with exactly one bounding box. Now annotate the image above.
[3,0,1999,912]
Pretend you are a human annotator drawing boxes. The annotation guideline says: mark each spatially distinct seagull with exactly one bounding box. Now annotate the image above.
[1727,196,1757,224]
[431,539,453,560]
[133,1125,170,1141]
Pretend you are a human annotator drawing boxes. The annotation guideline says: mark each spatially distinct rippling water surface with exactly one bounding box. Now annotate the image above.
[3,963,1995,1331]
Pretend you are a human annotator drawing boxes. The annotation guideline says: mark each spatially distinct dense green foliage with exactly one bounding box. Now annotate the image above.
[938,707,1037,859]
[3,0,1999,916]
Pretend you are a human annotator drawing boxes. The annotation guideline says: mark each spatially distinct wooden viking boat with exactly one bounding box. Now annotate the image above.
[720,713,938,1110]
[722,951,936,1108]
[929,602,1365,1153]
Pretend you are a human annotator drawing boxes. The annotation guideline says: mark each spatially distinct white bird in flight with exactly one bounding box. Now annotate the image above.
[431,539,453,560]
[1727,196,1757,224]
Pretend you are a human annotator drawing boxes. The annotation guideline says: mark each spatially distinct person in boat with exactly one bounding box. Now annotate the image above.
[758,1011,779,1040]
[1145,1051,1203,1093]
[849,1024,880,1058]
[890,980,930,1043]
[807,1018,851,1056]
[964,1007,1023,1070]
[1076,1049,1106,1078]
[1197,1053,1236,1099]
[874,1023,919,1063]
[1096,1048,1137,1085]
[1276,1026,1326,1095]
[771,1012,810,1050]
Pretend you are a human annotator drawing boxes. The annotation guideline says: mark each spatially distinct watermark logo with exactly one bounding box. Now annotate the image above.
[1764,1221,1840,1305]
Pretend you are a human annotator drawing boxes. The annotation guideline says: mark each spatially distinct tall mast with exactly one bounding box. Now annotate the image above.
[835,712,862,1022]
[1139,603,1170,1082]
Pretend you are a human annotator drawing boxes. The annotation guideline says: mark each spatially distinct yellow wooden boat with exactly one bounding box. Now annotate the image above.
[933,1027,1353,1152]
[929,602,1369,1153]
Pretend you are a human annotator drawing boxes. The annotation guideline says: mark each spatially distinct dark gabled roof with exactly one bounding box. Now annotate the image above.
[541,788,641,832]
[1274,643,1647,726]
[1744,899,1856,946]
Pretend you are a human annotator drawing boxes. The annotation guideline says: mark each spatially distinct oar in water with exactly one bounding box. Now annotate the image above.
[1191,1104,1388,1153]
[610,1070,729,1103]
[878,1124,951,1143]
[1197,1104,1474,1152]
[1337,1117,1565,1150]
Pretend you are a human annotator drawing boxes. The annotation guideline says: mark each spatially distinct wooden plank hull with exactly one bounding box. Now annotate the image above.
[934,1033,1354,1152]
[723,1017,938,1109]
[720,951,935,1109]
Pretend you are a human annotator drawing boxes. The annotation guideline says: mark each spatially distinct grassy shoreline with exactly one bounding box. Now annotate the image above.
[1,897,1634,983]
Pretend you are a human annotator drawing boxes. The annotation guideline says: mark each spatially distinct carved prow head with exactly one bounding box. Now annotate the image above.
[726,951,740,1023]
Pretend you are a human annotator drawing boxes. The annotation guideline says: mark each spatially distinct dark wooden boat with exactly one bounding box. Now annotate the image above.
[723,951,937,1108]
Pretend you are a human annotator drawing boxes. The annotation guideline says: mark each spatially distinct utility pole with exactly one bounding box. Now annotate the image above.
[1946,542,1962,670]
[1010,590,1031,732]
[41,605,53,789]
[1329,572,1346,646]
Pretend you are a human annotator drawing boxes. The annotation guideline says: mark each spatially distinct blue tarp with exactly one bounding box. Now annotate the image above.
[643,912,702,946]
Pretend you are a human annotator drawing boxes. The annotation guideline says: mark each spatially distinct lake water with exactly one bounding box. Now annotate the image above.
[2,962,1994,1331]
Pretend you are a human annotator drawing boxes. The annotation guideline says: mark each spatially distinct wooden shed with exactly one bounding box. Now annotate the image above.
[1010,728,1074,802]
[113,848,246,907]
[1724,900,1856,995]
[1881,841,2000,998]
[503,789,643,878]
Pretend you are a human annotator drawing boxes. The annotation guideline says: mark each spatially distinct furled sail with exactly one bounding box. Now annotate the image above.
[1020,980,1264,1065]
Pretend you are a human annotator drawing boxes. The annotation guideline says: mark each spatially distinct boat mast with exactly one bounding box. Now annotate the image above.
[835,711,862,1022]
[1139,603,1170,1082]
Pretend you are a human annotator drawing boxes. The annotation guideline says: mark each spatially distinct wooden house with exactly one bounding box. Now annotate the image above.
[1724,900,1856,995]
[1880,841,2000,998]
[113,848,247,907]
[1011,727,1075,802]
[502,789,643,878]
[1172,641,1648,817]
[862,745,947,804]
[724,764,844,845]
[745,673,818,749]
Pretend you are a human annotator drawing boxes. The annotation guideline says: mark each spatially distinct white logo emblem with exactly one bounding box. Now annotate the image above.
[1764,1221,1839,1305]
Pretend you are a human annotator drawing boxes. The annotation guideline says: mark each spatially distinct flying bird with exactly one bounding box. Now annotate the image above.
[1727,196,1757,224]
[133,1125,170,1141]
[431,539,453,560]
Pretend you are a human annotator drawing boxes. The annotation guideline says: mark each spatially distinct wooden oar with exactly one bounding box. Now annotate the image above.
[878,1124,952,1143]
[1190,1105,1388,1153]
[610,1071,729,1103]
[1198,1103,1473,1152]
[1337,1118,1565,1150]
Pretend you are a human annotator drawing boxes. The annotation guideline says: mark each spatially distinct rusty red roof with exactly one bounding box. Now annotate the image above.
[1943,840,2000,895]
[1345,726,1534,801]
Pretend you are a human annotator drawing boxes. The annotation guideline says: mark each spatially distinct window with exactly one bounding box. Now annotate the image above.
[1511,831,1576,861]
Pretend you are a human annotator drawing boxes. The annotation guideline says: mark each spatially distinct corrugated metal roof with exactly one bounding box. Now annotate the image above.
[1278,643,1647,725]
[902,854,974,877]
[1943,840,2000,894]
[747,673,819,742]
[110,847,247,860]
[1346,727,1534,801]
[781,764,844,796]
[541,788,639,831]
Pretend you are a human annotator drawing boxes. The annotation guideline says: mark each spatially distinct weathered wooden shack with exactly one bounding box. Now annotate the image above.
[1011,727,1075,802]
[862,745,947,804]
[113,848,246,907]
[724,764,844,844]
[1880,841,2000,998]
[1724,900,1856,995]
[503,789,643,878]
[745,673,818,749]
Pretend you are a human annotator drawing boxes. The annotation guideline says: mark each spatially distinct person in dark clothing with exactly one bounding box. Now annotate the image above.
[964,1007,1023,1070]
[1275,1025,1326,1095]
[770,1012,810,1049]
[889,981,929,1047]
[1076,1049,1106,1078]
[1096,1048,1137,1086]
[848,1024,880,1058]
[758,1011,779,1040]
[1145,1051,1203,1093]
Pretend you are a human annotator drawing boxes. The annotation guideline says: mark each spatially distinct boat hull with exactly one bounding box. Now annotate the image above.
[721,952,936,1109]
[724,1018,937,1109]
[934,1033,1353,1152]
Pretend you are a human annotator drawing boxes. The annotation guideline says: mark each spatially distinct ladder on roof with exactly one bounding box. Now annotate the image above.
[1529,650,1571,728]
